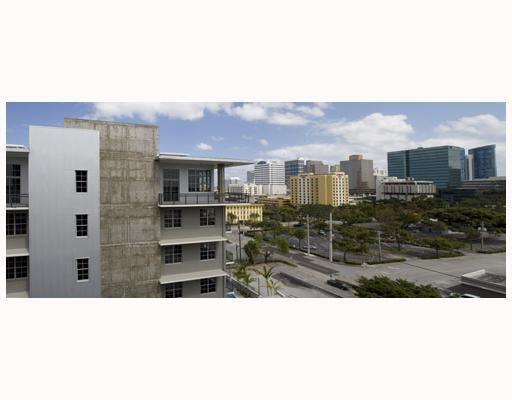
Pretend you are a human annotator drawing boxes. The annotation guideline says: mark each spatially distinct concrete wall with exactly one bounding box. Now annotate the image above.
[160,207,224,240]
[29,126,101,297]
[64,119,161,297]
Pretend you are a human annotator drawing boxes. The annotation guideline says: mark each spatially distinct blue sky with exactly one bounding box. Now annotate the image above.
[6,102,506,177]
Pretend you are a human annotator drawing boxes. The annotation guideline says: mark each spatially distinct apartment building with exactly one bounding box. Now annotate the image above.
[5,119,253,298]
[290,172,349,206]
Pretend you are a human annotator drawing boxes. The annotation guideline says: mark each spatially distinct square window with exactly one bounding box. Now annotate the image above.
[75,170,88,193]
[163,209,182,228]
[76,214,88,237]
[163,245,183,264]
[200,278,216,294]
[188,170,212,192]
[6,256,28,279]
[199,208,215,226]
[200,242,216,260]
[164,282,183,298]
[76,258,89,281]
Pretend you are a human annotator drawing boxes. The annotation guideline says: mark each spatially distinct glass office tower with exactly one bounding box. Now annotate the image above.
[387,145,465,190]
[468,144,497,179]
[284,158,305,189]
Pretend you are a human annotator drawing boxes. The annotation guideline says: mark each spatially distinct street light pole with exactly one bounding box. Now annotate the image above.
[306,214,311,256]
[238,221,242,261]
[329,212,333,262]
[377,230,382,262]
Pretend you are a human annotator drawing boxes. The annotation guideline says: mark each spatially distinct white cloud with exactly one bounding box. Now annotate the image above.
[195,142,213,151]
[87,102,330,127]
[89,102,232,123]
[259,138,269,146]
[268,113,416,168]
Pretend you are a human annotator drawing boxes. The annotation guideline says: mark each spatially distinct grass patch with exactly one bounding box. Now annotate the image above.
[477,248,506,254]
[367,258,406,265]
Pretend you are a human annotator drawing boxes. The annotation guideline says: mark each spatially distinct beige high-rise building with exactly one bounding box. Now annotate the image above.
[290,172,349,206]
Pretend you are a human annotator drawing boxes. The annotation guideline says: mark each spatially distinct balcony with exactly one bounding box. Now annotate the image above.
[6,194,29,209]
[158,192,250,206]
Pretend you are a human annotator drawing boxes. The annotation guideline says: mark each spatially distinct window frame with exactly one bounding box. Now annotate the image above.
[200,242,216,261]
[163,209,182,229]
[199,207,216,226]
[6,211,27,236]
[76,214,88,237]
[164,282,183,298]
[188,169,212,192]
[200,277,217,294]
[6,256,29,280]
[163,245,183,264]
[76,258,89,282]
[75,170,88,193]
[6,163,21,203]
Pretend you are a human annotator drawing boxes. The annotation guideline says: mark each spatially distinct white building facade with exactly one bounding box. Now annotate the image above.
[254,160,287,195]
[375,176,436,201]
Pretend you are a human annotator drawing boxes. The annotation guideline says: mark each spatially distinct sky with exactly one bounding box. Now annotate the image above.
[6,102,506,178]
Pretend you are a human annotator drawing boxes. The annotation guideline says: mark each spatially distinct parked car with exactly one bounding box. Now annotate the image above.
[327,279,350,291]
[224,291,236,298]
[319,230,326,236]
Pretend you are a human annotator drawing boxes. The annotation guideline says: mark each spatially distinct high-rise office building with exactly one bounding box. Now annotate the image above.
[387,145,465,190]
[284,158,305,189]
[468,144,497,179]
[290,172,349,206]
[303,160,329,175]
[246,170,255,183]
[339,154,375,194]
[254,160,286,195]
[6,119,253,298]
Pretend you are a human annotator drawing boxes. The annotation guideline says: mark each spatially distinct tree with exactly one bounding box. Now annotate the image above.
[256,265,277,296]
[243,239,261,265]
[421,237,463,258]
[334,226,375,263]
[274,236,289,254]
[355,276,441,298]
[293,228,306,249]
[461,227,480,251]
[232,261,255,287]
[227,212,237,225]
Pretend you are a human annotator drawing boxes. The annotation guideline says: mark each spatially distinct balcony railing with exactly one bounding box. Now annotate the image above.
[158,192,250,205]
[6,194,29,208]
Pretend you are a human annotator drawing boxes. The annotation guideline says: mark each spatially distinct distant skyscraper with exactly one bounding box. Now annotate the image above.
[246,170,255,183]
[284,158,305,189]
[339,154,375,194]
[303,160,329,175]
[464,154,474,181]
[468,144,496,179]
[254,160,286,195]
[387,145,465,189]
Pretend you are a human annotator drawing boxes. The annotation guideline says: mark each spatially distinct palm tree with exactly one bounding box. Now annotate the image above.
[257,265,275,296]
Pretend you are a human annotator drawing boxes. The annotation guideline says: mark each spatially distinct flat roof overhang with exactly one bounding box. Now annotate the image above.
[159,236,227,246]
[6,249,30,257]
[158,153,254,168]
[160,269,228,285]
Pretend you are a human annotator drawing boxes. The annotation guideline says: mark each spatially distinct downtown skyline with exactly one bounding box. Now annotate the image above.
[6,102,506,178]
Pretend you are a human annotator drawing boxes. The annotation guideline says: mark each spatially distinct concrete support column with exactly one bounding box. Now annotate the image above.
[218,164,225,202]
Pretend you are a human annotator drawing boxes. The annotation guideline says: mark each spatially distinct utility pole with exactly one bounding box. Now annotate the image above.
[238,220,242,261]
[480,220,486,251]
[329,212,333,262]
[306,214,311,256]
[377,230,382,262]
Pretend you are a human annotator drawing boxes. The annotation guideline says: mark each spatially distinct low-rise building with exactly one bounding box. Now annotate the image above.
[376,176,436,201]
[439,176,506,202]
[290,172,349,206]
[256,195,292,207]
[225,203,264,224]
[227,182,263,196]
